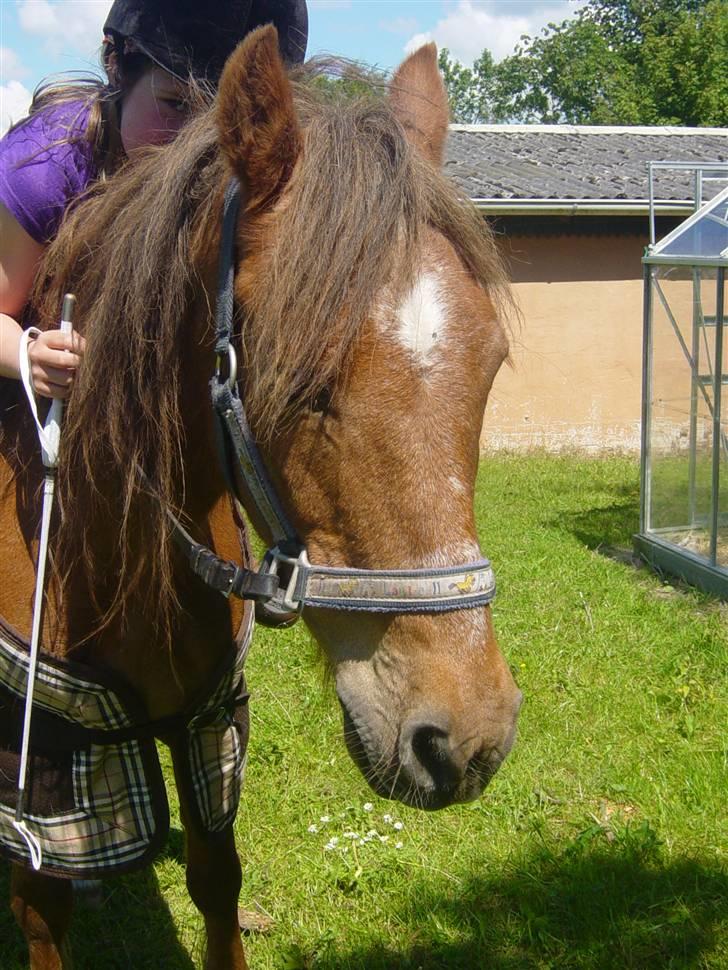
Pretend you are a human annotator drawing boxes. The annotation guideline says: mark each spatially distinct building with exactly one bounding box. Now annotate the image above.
[445,125,728,452]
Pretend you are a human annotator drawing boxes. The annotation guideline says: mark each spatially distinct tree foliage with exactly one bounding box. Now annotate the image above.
[309,63,388,103]
[440,0,727,126]
[437,48,497,124]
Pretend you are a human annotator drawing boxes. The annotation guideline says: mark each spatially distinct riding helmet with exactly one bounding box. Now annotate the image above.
[103,0,308,82]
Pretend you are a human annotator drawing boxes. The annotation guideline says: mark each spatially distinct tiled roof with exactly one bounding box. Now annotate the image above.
[445,125,728,209]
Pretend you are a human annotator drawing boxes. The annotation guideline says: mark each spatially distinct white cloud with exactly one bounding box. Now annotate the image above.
[405,1,577,65]
[1,47,31,80]
[18,0,108,61]
[1,80,33,136]
[1,47,33,133]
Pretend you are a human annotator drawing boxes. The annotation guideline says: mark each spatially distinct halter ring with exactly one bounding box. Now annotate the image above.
[214,344,237,391]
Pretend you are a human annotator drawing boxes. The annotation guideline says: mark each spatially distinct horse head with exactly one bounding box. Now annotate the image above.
[216,28,522,809]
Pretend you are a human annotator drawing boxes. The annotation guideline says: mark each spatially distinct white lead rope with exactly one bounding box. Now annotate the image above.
[13,294,76,871]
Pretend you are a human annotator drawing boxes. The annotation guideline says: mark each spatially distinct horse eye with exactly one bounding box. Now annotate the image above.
[311,386,332,414]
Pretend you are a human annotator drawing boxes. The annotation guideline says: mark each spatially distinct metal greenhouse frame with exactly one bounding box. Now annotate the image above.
[636,162,728,598]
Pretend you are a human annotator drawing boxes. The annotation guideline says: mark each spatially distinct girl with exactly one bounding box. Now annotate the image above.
[0,0,308,398]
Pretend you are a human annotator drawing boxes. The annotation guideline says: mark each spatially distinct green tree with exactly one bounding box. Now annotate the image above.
[584,0,708,48]
[494,17,642,124]
[438,47,497,124]
[439,0,727,126]
[638,0,728,125]
[310,64,388,103]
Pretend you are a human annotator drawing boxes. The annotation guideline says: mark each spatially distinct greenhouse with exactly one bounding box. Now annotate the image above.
[637,163,728,598]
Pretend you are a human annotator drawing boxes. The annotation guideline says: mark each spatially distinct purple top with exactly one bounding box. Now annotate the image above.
[0,101,97,244]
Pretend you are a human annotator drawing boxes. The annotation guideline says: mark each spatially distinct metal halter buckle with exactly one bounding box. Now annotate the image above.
[258,544,309,614]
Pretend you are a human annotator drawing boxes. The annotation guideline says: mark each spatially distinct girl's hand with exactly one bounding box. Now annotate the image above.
[27,329,86,399]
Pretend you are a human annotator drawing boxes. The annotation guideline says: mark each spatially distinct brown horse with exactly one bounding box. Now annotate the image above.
[0,28,521,970]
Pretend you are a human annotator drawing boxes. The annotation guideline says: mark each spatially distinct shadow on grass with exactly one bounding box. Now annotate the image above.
[162,824,187,865]
[553,485,642,565]
[0,857,196,970]
[309,834,727,970]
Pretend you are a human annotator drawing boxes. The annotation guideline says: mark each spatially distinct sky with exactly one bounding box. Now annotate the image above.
[0,1,583,134]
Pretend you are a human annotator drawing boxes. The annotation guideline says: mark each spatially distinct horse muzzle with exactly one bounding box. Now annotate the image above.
[339,692,522,810]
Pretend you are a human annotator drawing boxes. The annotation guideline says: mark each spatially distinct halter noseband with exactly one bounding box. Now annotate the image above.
[195,179,497,617]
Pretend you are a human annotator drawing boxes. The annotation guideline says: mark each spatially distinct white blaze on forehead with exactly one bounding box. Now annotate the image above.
[395,271,448,362]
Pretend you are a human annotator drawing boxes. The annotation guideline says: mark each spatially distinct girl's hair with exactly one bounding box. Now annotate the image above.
[10,35,151,176]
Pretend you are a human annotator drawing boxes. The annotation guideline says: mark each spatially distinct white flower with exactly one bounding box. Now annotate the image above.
[383,814,393,824]
[320,815,331,823]
[363,802,373,812]
[395,841,403,849]
[379,834,389,843]
[324,837,339,851]
[366,829,378,838]
[393,821,404,831]
[307,824,318,833]
[343,830,359,839]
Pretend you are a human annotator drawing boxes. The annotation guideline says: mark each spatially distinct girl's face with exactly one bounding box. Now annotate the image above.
[120,65,189,154]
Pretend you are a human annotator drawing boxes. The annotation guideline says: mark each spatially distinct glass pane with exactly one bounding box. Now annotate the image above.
[658,189,728,261]
[647,267,717,563]
[661,214,728,260]
[718,303,728,569]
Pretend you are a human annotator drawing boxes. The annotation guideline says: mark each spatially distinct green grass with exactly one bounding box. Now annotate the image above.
[2,455,727,969]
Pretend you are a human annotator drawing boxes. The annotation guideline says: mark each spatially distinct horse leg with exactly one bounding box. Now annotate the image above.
[186,824,248,970]
[171,745,248,970]
[10,864,73,970]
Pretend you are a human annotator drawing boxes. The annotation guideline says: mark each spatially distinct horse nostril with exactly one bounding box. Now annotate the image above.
[408,723,464,792]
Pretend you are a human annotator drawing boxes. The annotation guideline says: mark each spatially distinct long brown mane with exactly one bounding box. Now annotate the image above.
[28,62,513,639]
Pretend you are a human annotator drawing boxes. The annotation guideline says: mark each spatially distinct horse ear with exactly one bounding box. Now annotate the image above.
[217,25,302,205]
[390,43,449,167]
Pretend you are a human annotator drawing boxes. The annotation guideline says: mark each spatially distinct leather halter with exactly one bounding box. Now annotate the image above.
[202,179,497,618]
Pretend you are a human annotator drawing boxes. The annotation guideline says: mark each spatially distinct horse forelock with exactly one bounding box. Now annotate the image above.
[28,63,513,644]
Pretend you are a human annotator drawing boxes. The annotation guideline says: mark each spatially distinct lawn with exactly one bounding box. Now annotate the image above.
[1,454,726,969]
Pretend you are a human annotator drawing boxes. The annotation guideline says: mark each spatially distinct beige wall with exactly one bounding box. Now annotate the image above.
[482,230,648,453]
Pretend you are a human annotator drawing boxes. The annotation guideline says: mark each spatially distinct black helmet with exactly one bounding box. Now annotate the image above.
[103,0,308,82]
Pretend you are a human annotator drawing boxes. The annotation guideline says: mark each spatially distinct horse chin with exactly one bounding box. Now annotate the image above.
[339,699,499,811]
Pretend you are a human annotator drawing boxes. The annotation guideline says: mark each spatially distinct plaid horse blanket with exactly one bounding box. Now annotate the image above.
[0,611,252,878]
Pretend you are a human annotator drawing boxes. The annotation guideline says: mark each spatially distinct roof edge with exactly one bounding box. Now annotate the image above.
[450,123,728,136]
[472,198,695,216]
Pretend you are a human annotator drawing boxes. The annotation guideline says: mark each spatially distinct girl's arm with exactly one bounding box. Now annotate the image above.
[0,202,85,398]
